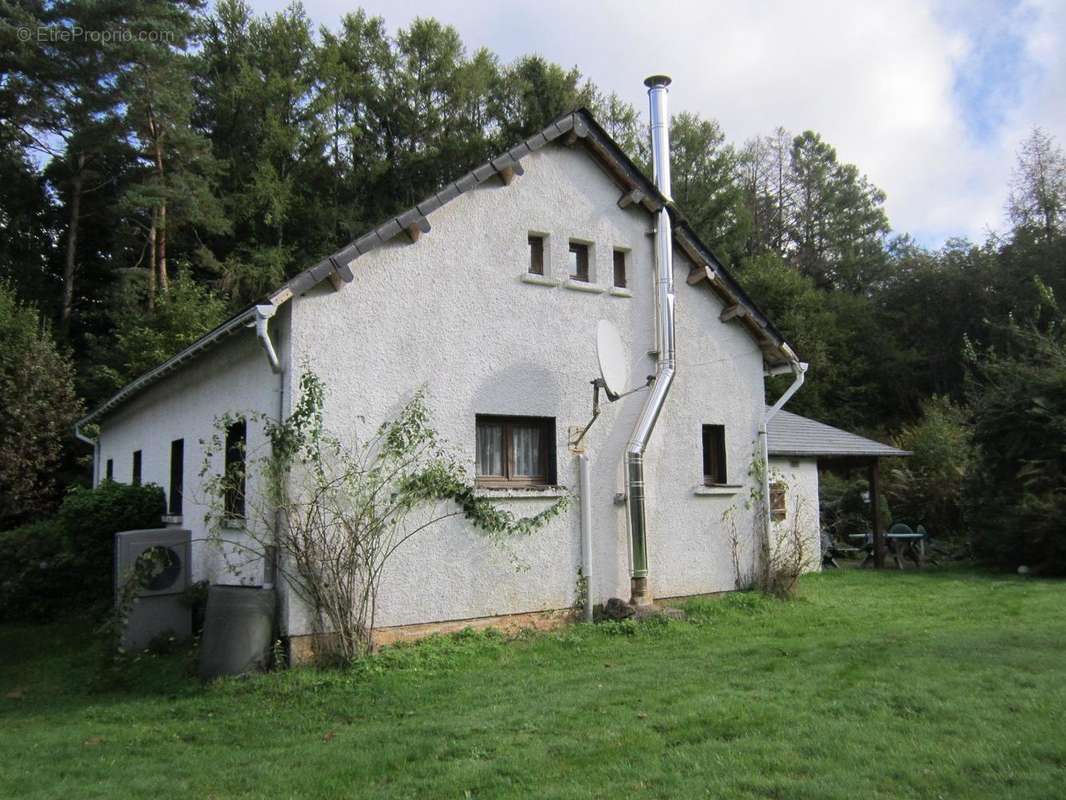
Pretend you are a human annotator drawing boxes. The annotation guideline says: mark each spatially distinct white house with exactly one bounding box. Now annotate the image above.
[75,78,874,653]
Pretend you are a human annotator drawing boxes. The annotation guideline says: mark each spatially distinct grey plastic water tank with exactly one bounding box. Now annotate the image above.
[198,585,277,680]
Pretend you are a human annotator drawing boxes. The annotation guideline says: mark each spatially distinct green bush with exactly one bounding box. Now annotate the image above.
[0,282,83,529]
[885,396,973,538]
[0,481,167,621]
[965,326,1066,573]
[58,480,166,603]
[0,520,81,621]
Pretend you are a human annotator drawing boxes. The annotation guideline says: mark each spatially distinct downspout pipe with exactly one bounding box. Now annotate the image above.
[254,304,282,374]
[759,354,808,555]
[74,423,99,486]
[578,453,594,623]
[625,75,676,606]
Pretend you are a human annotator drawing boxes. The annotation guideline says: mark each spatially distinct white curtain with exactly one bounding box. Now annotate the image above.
[476,423,503,476]
[512,425,541,476]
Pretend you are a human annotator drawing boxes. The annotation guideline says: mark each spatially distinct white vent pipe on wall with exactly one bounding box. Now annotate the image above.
[625,75,676,606]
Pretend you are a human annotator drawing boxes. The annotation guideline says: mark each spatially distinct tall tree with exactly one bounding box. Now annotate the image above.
[119,0,224,309]
[4,0,128,333]
[739,127,792,257]
[1007,127,1066,240]
[787,131,890,291]
[669,112,748,261]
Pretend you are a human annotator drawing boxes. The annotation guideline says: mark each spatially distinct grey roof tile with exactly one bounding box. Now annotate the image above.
[375,219,403,241]
[524,132,548,151]
[472,163,496,183]
[509,142,532,160]
[435,184,460,205]
[455,173,477,193]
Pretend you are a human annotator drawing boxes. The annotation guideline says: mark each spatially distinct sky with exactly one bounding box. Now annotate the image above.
[254,0,1066,247]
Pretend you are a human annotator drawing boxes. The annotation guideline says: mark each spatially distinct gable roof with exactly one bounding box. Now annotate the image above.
[78,109,794,428]
[767,408,910,459]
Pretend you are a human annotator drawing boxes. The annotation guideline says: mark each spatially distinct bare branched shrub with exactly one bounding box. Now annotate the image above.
[759,493,814,599]
[724,505,754,590]
[723,452,813,599]
[201,372,568,664]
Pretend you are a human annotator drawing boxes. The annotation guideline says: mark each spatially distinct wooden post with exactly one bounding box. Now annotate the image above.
[869,459,885,568]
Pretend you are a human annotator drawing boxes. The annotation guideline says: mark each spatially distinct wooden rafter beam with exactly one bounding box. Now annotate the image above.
[686,265,718,285]
[719,304,748,323]
[618,188,645,209]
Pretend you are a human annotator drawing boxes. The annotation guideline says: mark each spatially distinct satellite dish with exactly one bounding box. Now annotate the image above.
[596,319,629,399]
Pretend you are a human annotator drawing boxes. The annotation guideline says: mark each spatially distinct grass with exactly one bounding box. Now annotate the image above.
[2,568,1066,799]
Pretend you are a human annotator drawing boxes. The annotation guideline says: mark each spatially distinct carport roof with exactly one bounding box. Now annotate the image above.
[767,408,910,459]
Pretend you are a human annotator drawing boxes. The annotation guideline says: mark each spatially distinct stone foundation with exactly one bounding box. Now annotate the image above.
[287,607,577,666]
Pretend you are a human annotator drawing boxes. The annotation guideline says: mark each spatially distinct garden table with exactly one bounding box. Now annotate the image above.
[848,531,927,568]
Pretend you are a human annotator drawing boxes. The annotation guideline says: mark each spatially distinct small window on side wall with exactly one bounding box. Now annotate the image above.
[224,419,247,518]
[476,415,556,488]
[613,249,627,288]
[770,481,787,522]
[105,459,114,481]
[132,450,142,486]
[569,241,589,282]
[528,234,545,275]
[702,424,727,485]
[169,439,184,516]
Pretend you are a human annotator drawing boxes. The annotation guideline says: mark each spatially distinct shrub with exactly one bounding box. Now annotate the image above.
[885,396,973,538]
[0,482,166,621]
[58,481,166,605]
[965,325,1066,573]
[0,281,83,529]
[0,520,80,621]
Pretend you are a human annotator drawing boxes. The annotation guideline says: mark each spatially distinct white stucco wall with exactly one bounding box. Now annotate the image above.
[92,141,803,635]
[95,306,290,585]
[285,142,769,634]
[768,456,822,572]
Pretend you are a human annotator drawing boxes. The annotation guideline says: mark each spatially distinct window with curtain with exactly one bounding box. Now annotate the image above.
[475,415,556,488]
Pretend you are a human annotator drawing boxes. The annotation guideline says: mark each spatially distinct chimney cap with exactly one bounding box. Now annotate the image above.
[643,74,672,89]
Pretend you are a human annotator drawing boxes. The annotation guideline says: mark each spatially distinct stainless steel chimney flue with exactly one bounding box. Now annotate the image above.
[625,75,676,606]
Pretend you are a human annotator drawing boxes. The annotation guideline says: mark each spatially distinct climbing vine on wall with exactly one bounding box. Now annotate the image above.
[200,370,569,663]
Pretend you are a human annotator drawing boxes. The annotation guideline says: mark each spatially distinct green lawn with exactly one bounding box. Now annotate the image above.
[3,569,1066,799]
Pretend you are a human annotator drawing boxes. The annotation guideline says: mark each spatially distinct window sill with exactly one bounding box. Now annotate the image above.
[474,486,570,499]
[694,484,744,496]
[221,517,246,530]
[520,273,559,287]
[608,286,633,298]
[563,279,606,294]
[161,514,183,525]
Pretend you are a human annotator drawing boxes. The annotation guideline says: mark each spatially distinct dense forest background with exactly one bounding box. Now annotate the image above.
[2,1,1066,568]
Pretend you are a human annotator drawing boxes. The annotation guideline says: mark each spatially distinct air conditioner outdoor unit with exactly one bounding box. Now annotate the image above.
[114,528,192,650]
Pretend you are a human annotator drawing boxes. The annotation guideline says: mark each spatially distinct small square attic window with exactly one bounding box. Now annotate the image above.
[569,241,590,282]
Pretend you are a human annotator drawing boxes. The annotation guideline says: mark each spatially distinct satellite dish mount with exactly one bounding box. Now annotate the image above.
[569,320,653,450]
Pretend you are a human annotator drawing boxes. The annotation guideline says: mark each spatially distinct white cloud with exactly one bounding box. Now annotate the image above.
[254,0,1066,246]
